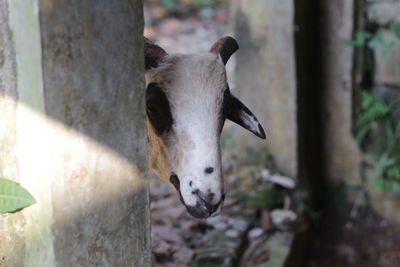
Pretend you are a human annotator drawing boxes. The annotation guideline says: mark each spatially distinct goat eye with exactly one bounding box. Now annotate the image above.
[146,105,155,116]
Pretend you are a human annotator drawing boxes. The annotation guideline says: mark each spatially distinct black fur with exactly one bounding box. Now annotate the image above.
[144,37,167,70]
[209,36,239,65]
[146,83,173,136]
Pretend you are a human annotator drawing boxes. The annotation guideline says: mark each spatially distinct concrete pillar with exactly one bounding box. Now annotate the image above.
[0,0,150,266]
[321,0,362,185]
[232,0,297,177]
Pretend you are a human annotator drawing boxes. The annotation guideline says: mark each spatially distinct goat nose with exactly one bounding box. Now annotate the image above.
[185,193,222,219]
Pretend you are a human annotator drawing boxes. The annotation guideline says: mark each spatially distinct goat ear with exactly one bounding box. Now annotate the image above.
[144,37,167,70]
[209,36,239,65]
[225,92,266,139]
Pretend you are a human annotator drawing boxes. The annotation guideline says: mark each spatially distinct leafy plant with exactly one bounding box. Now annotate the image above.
[347,23,400,56]
[369,178,400,191]
[356,91,394,144]
[356,91,400,191]
[0,178,36,213]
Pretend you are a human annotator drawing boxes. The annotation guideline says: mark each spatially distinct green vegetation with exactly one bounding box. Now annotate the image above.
[348,22,400,192]
[0,178,36,213]
[347,22,400,56]
[356,91,400,191]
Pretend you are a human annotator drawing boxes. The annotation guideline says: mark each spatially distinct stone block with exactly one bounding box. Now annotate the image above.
[367,1,400,25]
[374,31,400,86]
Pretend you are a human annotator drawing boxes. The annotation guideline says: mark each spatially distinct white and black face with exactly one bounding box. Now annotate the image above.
[144,37,266,218]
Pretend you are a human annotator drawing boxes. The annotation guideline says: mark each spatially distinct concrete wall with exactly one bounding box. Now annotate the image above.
[0,0,150,266]
[232,0,297,177]
[367,0,400,95]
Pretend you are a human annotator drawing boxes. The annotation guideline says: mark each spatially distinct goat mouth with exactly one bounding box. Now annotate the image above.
[169,173,224,219]
[184,196,224,219]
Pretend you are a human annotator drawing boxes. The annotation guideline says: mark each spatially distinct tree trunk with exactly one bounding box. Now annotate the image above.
[0,0,150,266]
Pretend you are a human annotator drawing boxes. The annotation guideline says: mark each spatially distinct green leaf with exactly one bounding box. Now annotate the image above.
[387,166,400,179]
[0,178,36,213]
[346,31,372,47]
[370,178,400,191]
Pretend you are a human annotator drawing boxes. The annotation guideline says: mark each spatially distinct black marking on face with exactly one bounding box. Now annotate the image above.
[146,83,173,136]
[189,180,193,187]
[169,173,180,191]
[205,167,214,174]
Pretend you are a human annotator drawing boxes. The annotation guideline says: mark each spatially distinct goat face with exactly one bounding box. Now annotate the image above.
[144,37,265,218]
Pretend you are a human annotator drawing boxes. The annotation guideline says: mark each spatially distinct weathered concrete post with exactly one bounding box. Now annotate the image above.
[0,0,150,266]
[232,0,297,177]
[321,0,362,186]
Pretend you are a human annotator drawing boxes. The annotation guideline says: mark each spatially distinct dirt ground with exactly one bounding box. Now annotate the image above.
[307,215,400,267]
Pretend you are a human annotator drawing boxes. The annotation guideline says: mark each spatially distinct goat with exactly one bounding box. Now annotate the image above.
[144,36,265,218]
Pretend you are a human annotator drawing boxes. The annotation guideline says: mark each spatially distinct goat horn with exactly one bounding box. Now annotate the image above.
[209,36,239,65]
[144,37,168,70]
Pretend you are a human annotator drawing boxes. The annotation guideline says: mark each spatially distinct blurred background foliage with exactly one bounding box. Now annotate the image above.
[356,91,400,191]
[347,23,400,56]
[349,23,400,192]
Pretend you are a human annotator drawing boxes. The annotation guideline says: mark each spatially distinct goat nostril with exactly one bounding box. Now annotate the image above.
[207,192,215,202]
[204,167,214,174]
[192,189,199,195]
